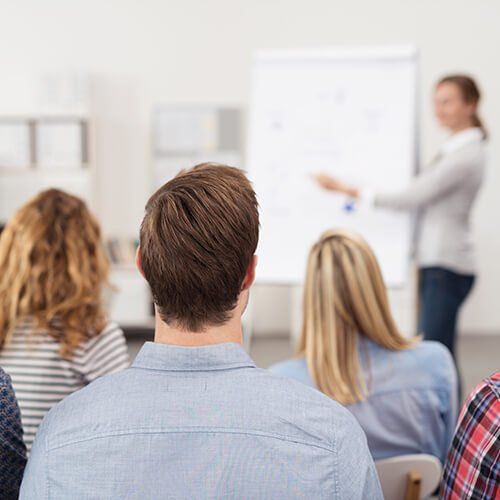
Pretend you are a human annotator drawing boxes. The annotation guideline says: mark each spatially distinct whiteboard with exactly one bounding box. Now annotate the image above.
[247,47,417,286]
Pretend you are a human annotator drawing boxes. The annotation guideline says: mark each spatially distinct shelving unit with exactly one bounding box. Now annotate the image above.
[0,114,95,222]
[152,105,243,189]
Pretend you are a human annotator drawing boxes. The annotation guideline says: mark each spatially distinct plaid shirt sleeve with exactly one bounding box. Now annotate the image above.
[440,372,499,499]
[0,367,27,499]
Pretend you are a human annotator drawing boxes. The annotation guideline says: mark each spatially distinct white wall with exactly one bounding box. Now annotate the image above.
[1,0,499,335]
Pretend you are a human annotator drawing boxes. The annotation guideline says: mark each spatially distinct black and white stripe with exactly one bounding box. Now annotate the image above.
[0,320,129,450]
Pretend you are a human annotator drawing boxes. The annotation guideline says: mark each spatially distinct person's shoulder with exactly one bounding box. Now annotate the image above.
[448,140,487,168]
[261,365,317,396]
[469,371,500,403]
[256,366,366,448]
[487,371,500,393]
[37,365,133,440]
[100,320,124,333]
[0,366,11,385]
[364,340,456,402]
[254,365,357,422]
[76,321,126,352]
[95,320,125,340]
[0,367,17,395]
[49,363,131,411]
[412,339,452,359]
[408,340,455,384]
[268,357,308,378]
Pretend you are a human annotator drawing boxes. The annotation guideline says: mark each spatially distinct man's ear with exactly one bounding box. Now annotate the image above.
[241,255,258,291]
[136,246,145,278]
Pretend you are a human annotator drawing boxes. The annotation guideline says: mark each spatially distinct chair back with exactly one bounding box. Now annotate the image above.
[375,454,442,500]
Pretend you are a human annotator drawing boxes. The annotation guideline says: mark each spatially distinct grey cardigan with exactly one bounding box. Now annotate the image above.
[373,128,486,274]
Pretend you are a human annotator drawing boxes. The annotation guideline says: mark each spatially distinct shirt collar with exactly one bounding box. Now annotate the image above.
[132,341,256,372]
[440,127,484,154]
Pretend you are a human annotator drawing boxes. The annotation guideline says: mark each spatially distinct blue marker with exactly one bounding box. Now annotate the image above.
[343,199,356,213]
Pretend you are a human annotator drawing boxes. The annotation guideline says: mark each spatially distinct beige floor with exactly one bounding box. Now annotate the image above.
[126,332,499,404]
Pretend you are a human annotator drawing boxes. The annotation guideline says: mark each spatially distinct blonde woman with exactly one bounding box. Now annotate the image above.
[0,189,129,450]
[270,229,457,463]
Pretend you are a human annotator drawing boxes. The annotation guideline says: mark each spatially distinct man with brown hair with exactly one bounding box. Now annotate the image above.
[21,164,382,499]
[139,164,260,338]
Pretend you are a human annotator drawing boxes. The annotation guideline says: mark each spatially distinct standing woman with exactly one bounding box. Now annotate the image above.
[316,75,487,368]
[0,189,129,450]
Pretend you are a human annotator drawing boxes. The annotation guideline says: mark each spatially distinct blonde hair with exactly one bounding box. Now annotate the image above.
[0,189,110,357]
[297,229,418,405]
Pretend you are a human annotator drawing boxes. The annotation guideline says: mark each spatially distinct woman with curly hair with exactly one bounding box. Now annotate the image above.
[0,189,129,450]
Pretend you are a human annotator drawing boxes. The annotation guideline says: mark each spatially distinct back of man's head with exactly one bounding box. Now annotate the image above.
[139,163,259,332]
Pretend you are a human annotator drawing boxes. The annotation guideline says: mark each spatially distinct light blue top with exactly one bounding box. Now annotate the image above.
[21,341,382,499]
[270,339,457,463]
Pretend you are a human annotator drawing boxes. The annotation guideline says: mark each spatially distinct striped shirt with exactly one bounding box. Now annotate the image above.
[0,319,130,450]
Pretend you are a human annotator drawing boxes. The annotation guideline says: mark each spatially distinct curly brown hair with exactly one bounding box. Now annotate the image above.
[0,189,110,357]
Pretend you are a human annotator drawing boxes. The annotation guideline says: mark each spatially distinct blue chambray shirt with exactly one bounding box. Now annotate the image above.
[270,339,458,464]
[21,341,382,499]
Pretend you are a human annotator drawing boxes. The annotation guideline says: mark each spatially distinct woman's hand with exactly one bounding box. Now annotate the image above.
[314,174,360,198]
